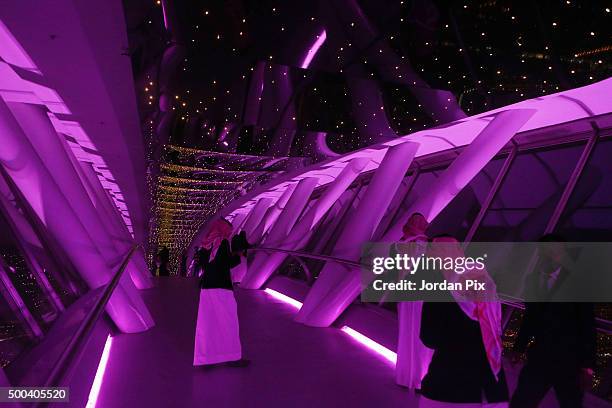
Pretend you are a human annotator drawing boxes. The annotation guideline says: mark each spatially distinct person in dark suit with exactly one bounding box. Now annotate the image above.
[157,246,170,276]
[509,234,596,408]
[180,254,188,277]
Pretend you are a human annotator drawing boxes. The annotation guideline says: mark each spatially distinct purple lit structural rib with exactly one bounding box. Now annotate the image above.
[382,109,536,239]
[241,197,275,240]
[243,158,369,289]
[260,177,319,246]
[2,2,149,240]
[249,183,297,243]
[78,162,154,289]
[8,102,153,291]
[0,98,153,334]
[295,141,418,327]
[301,29,326,69]
[222,79,610,226]
[230,211,249,232]
[242,177,319,289]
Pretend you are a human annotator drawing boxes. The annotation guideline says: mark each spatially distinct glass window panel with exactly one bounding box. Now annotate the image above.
[557,139,612,241]
[389,157,505,240]
[474,143,584,241]
[429,158,505,240]
[0,230,58,331]
[0,289,34,369]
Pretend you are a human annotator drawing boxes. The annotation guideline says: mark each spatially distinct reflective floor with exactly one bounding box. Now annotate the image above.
[95,278,610,408]
[96,278,414,407]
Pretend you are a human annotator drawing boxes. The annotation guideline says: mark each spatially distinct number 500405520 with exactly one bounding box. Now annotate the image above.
[0,387,69,402]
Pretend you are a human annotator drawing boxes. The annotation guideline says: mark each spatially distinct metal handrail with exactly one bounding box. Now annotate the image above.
[41,245,139,390]
[252,246,612,334]
[251,246,363,268]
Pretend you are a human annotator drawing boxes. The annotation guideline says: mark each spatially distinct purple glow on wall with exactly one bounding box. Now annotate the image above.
[341,326,397,365]
[86,335,113,408]
[300,29,326,69]
[264,288,302,309]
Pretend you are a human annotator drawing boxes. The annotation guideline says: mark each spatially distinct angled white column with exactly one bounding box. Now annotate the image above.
[78,162,133,247]
[8,102,153,291]
[295,141,419,326]
[382,109,536,240]
[241,177,319,289]
[249,183,297,244]
[241,197,274,240]
[244,158,370,289]
[310,183,365,255]
[79,162,154,289]
[260,178,319,245]
[0,98,153,333]
[230,211,249,232]
[8,103,117,256]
